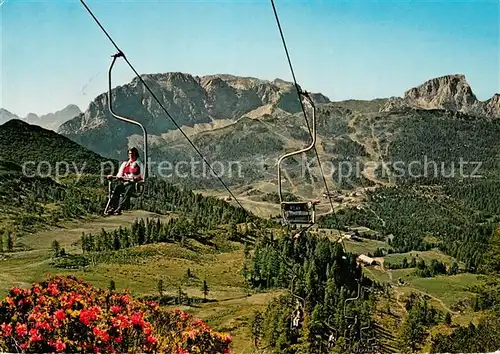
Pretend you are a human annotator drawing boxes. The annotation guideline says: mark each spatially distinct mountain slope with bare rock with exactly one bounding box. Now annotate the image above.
[380,74,500,118]
[58,73,329,157]
[57,72,499,195]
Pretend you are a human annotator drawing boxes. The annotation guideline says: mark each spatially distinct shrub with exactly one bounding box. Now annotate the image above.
[0,276,232,353]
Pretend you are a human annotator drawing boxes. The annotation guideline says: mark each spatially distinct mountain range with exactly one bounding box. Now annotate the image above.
[0,104,82,131]
[2,72,499,198]
[54,73,499,192]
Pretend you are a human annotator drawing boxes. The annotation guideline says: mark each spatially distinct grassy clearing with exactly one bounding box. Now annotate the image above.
[408,273,481,309]
[365,248,485,349]
[384,249,458,267]
[362,266,391,283]
[18,210,176,251]
[391,268,417,281]
[344,237,390,255]
[171,291,282,354]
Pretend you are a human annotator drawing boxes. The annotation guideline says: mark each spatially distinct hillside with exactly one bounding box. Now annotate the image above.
[0,119,117,176]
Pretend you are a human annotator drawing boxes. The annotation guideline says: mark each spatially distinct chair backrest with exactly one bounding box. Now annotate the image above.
[281,201,315,224]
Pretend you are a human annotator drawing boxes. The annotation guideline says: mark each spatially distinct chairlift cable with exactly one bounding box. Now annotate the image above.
[269,0,347,251]
[79,0,248,214]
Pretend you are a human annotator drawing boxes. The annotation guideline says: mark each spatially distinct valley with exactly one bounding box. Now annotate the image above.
[0,186,491,353]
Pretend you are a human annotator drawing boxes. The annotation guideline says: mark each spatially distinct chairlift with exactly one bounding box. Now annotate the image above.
[343,279,361,346]
[277,91,318,225]
[344,280,361,321]
[289,274,306,329]
[104,52,148,213]
[324,315,338,347]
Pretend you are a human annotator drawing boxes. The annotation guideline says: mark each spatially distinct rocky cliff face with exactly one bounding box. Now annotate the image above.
[57,73,330,156]
[484,94,500,118]
[381,74,500,118]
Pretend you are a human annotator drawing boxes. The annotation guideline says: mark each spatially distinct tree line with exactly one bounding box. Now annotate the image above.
[247,231,377,353]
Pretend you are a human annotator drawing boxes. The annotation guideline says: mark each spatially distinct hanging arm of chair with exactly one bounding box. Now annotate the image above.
[108,52,148,182]
[277,91,316,203]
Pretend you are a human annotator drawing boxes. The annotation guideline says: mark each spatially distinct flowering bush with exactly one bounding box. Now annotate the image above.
[0,276,232,353]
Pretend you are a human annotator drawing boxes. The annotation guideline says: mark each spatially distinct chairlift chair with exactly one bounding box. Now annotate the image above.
[289,274,306,329]
[104,52,148,213]
[344,280,361,321]
[277,91,318,226]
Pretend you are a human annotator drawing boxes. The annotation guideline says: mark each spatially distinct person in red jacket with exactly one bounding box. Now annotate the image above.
[104,147,143,215]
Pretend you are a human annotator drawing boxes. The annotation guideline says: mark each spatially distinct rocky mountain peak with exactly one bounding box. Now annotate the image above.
[381,74,498,118]
[484,93,500,118]
[403,74,478,111]
[133,72,200,88]
[26,113,40,121]
[58,104,82,115]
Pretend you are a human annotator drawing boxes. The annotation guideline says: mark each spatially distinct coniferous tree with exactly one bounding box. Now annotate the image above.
[157,279,164,298]
[244,241,250,259]
[7,232,13,252]
[444,312,452,326]
[202,279,209,301]
[137,219,146,245]
[241,263,249,282]
[177,286,183,304]
[398,306,426,353]
[229,222,237,238]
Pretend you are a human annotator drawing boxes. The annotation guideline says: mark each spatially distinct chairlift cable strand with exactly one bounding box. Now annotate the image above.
[270,0,347,251]
[79,0,248,214]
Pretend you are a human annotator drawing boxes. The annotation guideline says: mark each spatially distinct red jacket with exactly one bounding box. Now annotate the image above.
[117,160,142,180]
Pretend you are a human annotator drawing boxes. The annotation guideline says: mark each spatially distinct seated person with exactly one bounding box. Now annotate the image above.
[104,147,143,215]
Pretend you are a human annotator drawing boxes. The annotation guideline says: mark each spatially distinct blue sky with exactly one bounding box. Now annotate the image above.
[1,0,499,117]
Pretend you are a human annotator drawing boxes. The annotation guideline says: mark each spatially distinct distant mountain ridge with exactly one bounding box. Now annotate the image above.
[0,70,498,204]
[57,73,330,157]
[0,104,82,131]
